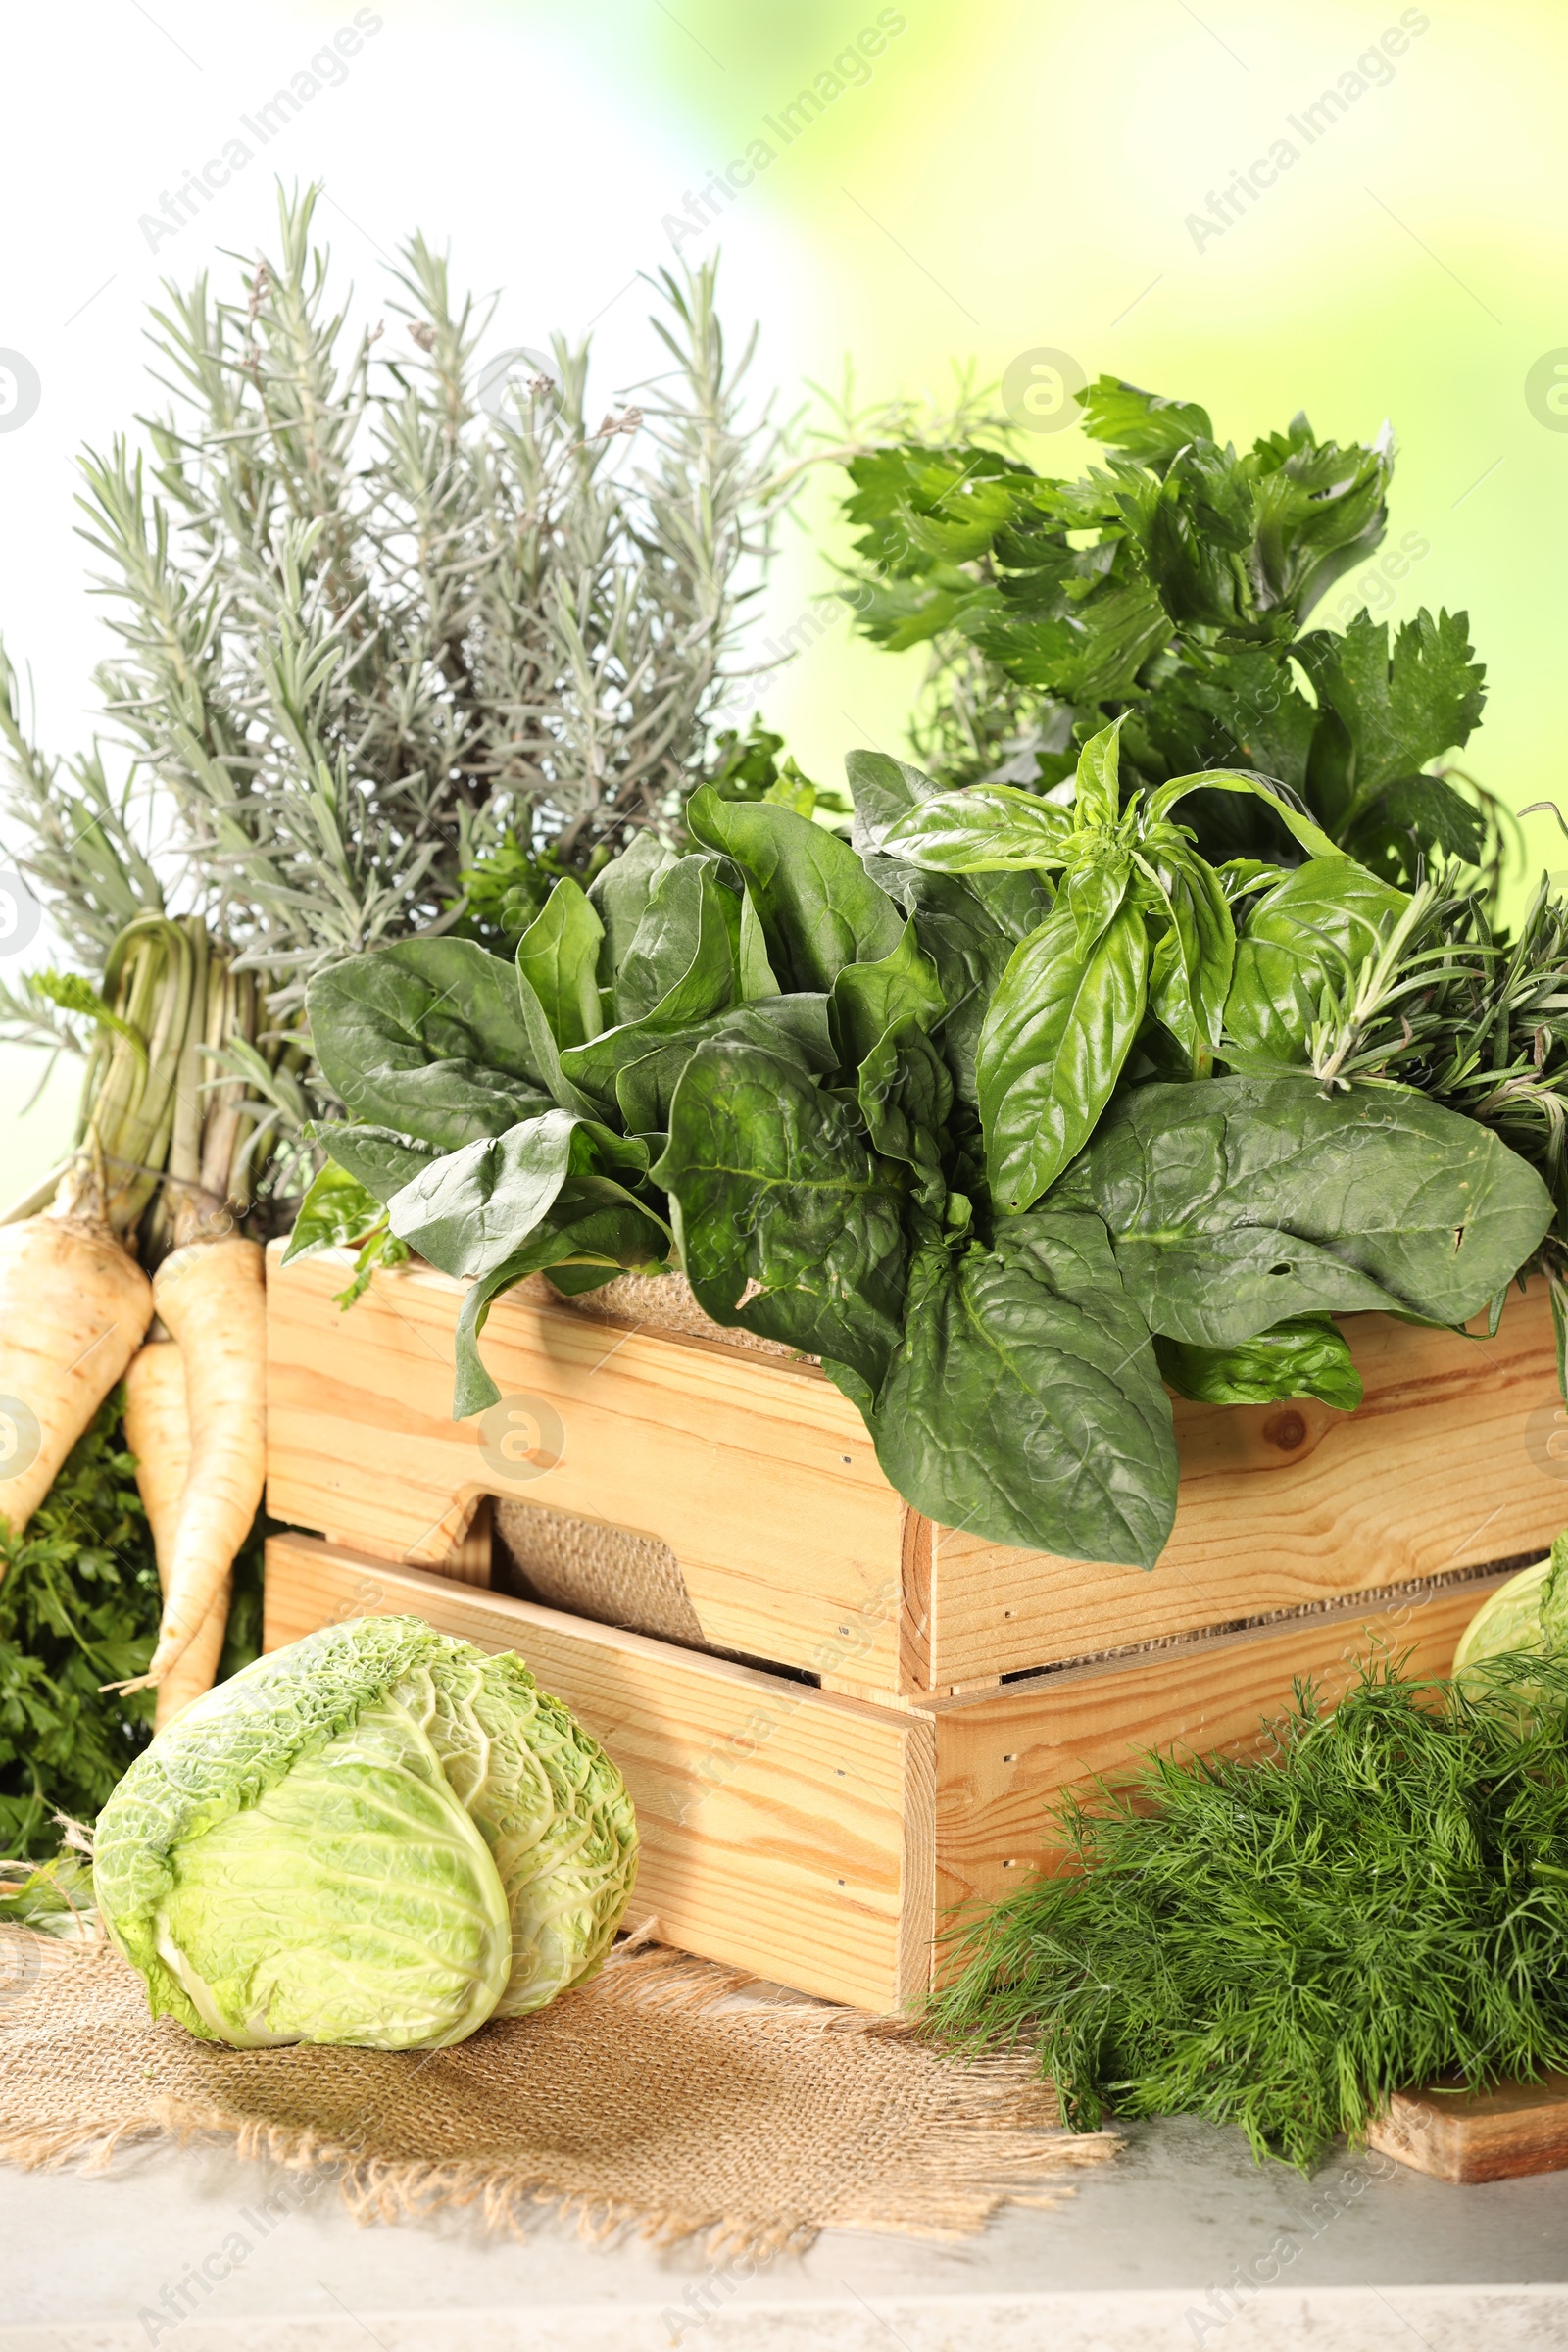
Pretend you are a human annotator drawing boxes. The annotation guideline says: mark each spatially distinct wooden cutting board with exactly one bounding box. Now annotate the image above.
[1367,2074,1568,2182]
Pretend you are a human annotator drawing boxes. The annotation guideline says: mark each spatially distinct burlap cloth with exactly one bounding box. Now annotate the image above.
[0,1927,1115,2251]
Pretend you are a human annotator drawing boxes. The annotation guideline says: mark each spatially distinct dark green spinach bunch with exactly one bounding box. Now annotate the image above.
[930,1652,1568,2171]
[838,378,1491,883]
[292,735,1553,1574]
[291,802,938,1424]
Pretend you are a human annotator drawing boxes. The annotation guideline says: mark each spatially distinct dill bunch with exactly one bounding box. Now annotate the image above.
[932,1655,1568,2170]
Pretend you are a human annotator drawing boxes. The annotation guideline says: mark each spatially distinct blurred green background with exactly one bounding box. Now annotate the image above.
[6,0,1567,1178]
[602,0,1568,839]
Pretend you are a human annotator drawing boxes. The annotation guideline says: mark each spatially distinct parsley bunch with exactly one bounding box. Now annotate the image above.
[0,1391,263,1855]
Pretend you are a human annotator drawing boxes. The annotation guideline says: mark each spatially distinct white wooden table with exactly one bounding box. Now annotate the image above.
[4,2114,1566,2350]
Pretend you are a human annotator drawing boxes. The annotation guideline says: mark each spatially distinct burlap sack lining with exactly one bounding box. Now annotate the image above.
[522,1268,814,1362]
[0,1927,1115,2251]
[499,1272,812,1650]
[492,1497,709,1650]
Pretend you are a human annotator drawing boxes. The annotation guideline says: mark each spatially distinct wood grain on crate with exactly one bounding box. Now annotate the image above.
[264,1533,933,2015]
[1368,2075,1568,2182]
[268,1248,1563,1698]
[266,1533,1515,2013]
[927,1568,1513,1924]
[266,1247,911,1690]
[925,1291,1562,1684]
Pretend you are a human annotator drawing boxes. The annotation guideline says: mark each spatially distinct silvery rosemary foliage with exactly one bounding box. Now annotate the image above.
[71,185,786,1007]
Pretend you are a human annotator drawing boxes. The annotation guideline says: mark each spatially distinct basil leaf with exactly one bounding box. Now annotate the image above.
[514,878,605,1051]
[612,854,739,1027]
[1072,718,1126,829]
[847,749,1054,947]
[880,785,1073,873]
[387,1109,652,1281]
[687,785,903,990]
[871,1212,1177,1570]
[1147,849,1235,1061]
[1223,857,1409,1063]
[1155,1314,1363,1410]
[1147,767,1340,861]
[307,939,552,1149]
[654,1037,907,1389]
[1068,1075,1555,1341]
[1064,854,1130,957]
[977,901,1150,1213]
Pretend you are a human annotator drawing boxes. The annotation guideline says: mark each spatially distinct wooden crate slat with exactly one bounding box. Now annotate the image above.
[265,1533,1517,2014]
[925,1294,1561,1685]
[264,1534,925,2013]
[268,1246,1562,1698]
[1368,2075,1568,2182]
[267,1248,908,1690]
[928,1571,1510,1926]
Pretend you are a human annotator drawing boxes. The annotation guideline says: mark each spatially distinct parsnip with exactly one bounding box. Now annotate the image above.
[132,1238,265,1689]
[0,1212,153,1553]
[123,1337,230,1729]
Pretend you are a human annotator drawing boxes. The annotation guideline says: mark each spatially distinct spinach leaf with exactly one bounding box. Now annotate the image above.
[386,1109,653,1280]
[687,785,904,990]
[977,901,1149,1212]
[307,939,552,1149]
[587,829,678,986]
[452,1196,671,1417]
[828,917,946,1071]
[858,1017,953,1210]
[1064,1075,1555,1341]
[314,1122,443,1203]
[884,868,1018,1108]
[1224,858,1408,1062]
[562,993,836,1140]
[1155,1314,1363,1410]
[653,1036,907,1388]
[737,886,780,999]
[872,1211,1177,1569]
[514,878,605,1051]
[612,854,740,1026]
[281,1159,388,1264]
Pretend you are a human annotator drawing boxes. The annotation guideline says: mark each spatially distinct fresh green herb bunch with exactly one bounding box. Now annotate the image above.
[1274,867,1568,1244]
[931,1653,1568,2170]
[50,185,785,1010]
[0,1390,264,1857]
[836,378,1499,886]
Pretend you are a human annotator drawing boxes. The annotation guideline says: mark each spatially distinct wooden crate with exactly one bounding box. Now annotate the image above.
[267,1244,1565,1700]
[265,1530,1511,2014]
